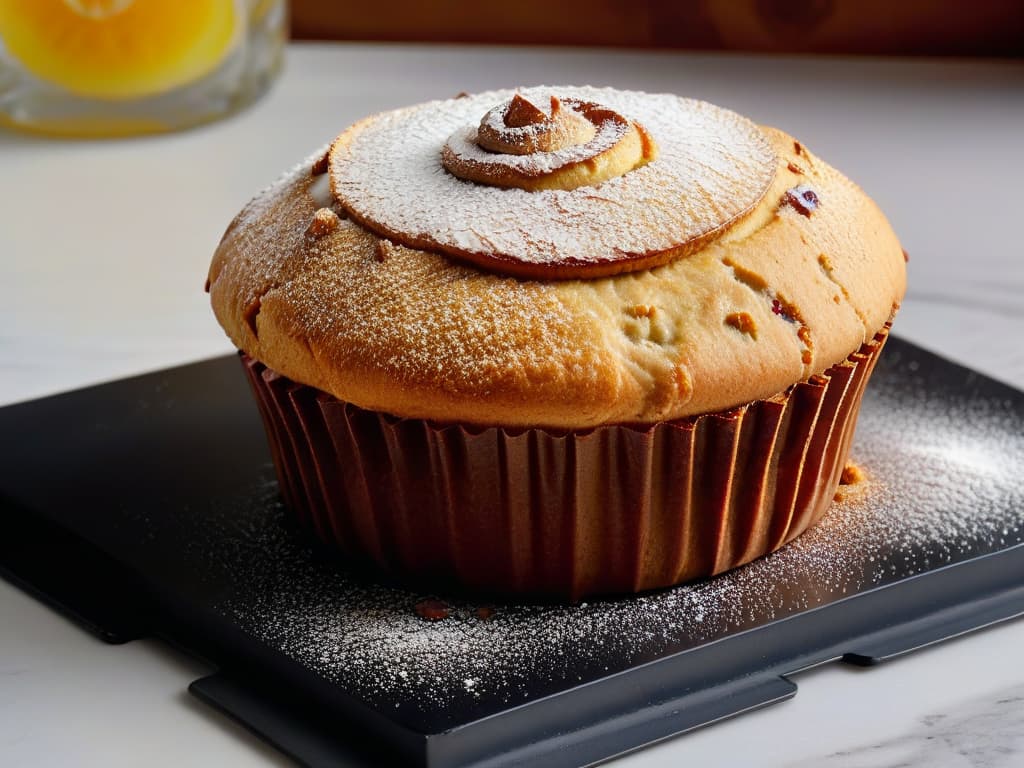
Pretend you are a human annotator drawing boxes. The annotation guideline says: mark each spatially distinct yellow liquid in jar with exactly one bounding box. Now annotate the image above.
[0,0,240,101]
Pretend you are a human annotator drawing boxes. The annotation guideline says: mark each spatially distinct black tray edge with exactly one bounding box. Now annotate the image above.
[0,496,150,644]
[11,540,1008,768]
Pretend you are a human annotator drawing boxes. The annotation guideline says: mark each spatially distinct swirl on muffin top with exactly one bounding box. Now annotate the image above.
[442,93,656,192]
[329,86,779,279]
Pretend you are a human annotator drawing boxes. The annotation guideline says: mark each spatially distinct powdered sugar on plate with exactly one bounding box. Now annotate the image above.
[208,346,1024,720]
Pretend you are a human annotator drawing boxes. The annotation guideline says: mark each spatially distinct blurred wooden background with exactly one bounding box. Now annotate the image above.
[289,0,1023,56]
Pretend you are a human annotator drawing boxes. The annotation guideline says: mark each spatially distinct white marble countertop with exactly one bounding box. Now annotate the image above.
[1,43,1023,767]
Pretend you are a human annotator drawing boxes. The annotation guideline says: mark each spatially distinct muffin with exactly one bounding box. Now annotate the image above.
[207,86,905,599]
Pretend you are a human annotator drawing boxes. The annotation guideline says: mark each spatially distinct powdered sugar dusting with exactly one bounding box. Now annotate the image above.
[444,119,621,174]
[469,93,608,168]
[209,349,1024,721]
[448,94,626,174]
[329,86,777,266]
[213,158,612,415]
[479,94,563,141]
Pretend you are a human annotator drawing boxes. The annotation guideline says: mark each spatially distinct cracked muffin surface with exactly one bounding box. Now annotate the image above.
[208,91,905,429]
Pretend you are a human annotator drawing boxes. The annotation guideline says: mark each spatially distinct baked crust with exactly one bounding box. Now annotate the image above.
[209,126,905,429]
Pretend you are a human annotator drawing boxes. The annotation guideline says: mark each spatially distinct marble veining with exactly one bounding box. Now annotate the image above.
[790,685,1024,767]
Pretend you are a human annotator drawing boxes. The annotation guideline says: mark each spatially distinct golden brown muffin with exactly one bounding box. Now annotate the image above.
[209,86,905,598]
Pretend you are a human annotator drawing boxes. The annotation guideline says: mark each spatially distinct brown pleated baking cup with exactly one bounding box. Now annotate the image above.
[242,326,889,600]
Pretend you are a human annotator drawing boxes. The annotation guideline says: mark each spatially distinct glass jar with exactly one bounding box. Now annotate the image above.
[0,0,286,137]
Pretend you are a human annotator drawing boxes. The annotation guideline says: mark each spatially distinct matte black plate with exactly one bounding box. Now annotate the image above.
[1,336,1022,767]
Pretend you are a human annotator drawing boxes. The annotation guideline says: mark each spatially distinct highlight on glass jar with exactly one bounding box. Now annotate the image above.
[0,0,286,137]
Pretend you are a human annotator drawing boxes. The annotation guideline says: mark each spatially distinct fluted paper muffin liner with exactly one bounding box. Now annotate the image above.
[242,327,888,600]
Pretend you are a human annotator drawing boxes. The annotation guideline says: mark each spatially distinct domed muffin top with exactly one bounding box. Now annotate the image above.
[208,86,906,428]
